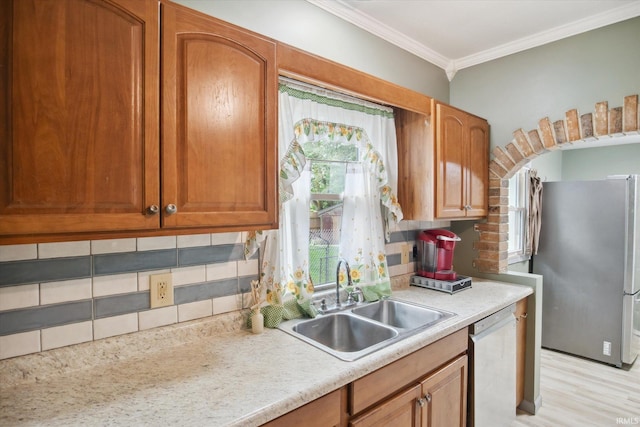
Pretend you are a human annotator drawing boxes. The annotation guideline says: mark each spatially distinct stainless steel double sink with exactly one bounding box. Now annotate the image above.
[278,299,455,361]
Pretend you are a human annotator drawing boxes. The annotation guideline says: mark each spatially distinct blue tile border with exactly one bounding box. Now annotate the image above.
[388,228,422,244]
[0,273,259,335]
[94,292,150,319]
[0,240,261,336]
[174,278,239,305]
[0,300,93,336]
[93,249,178,276]
[178,244,245,266]
[0,257,92,287]
[0,232,425,337]
[238,275,256,293]
[387,253,401,267]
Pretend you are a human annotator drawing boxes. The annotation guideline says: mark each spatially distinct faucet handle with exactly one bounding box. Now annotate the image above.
[347,287,364,305]
[320,298,328,311]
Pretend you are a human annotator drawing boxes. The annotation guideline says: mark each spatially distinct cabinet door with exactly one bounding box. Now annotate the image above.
[349,383,421,427]
[435,103,466,219]
[515,298,528,406]
[419,355,467,427]
[396,109,434,221]
[465,115,489,217]
[161,2,277,230]
[0,0,160,238]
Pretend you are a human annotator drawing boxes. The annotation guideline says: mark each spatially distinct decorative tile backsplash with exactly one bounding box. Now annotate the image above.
[0,221,446,360]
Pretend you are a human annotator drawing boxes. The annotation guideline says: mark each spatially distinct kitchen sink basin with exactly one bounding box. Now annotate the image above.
[279,299,456,361]
[292,313,397,353]
[351,299,453,330]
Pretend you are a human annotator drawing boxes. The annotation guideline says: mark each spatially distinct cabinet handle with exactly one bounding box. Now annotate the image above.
[147,205,159,215]
[516,312,528,322]
[165,204,178,215]
[417,393,432,408]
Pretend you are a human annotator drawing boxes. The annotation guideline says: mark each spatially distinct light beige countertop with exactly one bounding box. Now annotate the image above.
[0,278,532,426]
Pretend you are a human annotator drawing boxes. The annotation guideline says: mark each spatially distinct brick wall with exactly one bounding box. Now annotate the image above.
[474,94,639,273]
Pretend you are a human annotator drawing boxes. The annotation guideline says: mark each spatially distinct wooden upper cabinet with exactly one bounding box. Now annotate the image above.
[435,102,488,219]
[0,0,278,242]
[466,114,489,217]
[396,110,434,221]
[0,0,160,237]
[436,104,465,219]
[161,2,277,229]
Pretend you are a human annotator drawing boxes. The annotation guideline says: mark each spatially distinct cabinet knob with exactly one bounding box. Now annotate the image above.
[165,204,178,215]
[147,205,159,215]
[417,393,431,408]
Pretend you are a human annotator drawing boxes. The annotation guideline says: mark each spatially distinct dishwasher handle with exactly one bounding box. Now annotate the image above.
[470,303,516,335]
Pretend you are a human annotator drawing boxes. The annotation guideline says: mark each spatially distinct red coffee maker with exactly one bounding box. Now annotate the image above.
[416,229,461,280]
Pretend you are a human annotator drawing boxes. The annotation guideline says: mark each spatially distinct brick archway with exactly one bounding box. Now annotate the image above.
[474,94,639,273]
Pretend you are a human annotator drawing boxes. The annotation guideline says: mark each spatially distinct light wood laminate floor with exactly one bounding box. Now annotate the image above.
[513,349,640,426]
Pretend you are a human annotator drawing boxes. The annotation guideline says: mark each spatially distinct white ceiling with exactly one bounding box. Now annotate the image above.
[307,0,640,80]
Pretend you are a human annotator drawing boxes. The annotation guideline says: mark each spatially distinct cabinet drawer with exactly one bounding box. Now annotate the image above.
[262,388,343,427]
[349,328,467,415]
[349,383,421,427]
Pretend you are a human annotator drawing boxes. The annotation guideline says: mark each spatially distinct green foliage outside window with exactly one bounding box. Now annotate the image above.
[301,139,357,212]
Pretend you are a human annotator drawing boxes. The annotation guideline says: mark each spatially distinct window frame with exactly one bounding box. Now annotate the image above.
[507,164,531,264]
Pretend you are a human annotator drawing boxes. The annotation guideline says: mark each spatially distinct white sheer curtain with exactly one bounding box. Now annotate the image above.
[245,78,402,327]
[340,160,393,300]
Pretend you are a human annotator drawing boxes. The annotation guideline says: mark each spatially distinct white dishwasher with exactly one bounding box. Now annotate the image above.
[468,303,516,427]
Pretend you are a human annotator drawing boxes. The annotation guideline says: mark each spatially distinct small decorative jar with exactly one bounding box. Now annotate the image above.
[251,310,264,334]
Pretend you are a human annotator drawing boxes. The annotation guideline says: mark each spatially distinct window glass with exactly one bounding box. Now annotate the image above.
[508,165,530,263]
[302,140,359,289]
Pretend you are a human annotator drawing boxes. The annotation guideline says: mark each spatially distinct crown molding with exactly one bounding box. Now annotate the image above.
[454,1,640,71]
[306,0,640,81]
[306,0,450,69]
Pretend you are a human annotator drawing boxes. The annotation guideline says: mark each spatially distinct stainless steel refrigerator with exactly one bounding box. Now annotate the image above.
[533,175,639,367]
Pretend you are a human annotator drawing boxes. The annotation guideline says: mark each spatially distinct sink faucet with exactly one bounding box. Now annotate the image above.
[335,258,352,309]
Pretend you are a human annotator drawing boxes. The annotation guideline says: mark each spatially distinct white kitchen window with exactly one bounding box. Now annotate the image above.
[508,165,531,263]
[244,78,403,327]
[304,141,359,293]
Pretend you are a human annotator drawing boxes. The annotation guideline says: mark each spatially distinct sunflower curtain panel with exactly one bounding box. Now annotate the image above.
[245,77,403,328]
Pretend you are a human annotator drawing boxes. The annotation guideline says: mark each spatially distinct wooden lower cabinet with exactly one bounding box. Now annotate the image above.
[262,388,344,427]
[515,298,528,406]
[350,356,467,427]
[349,384,422,427]
[419,355,467,427]
[349,329,468,427]
[260,329,469,427]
